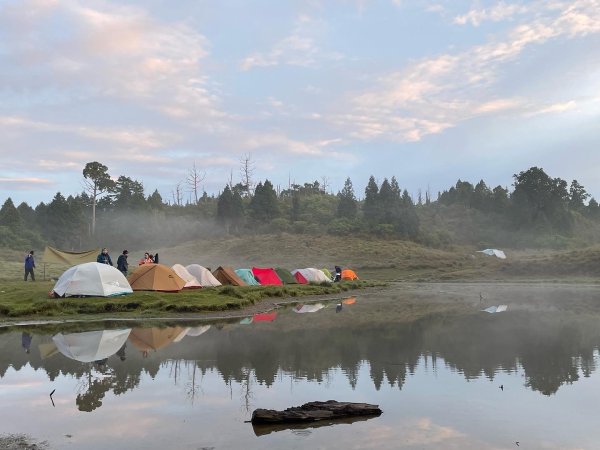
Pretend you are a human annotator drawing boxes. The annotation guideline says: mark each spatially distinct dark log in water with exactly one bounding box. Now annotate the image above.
[251,400,382,424]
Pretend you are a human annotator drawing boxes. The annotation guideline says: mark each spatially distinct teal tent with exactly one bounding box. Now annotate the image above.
[235,268,260,285]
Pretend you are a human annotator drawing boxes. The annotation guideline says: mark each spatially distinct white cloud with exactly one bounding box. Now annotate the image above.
[332,0,600,142]
[454,2,530,26]
[240,16,343,70]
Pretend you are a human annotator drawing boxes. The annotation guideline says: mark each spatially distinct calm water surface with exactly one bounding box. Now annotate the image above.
[1,283,600,449]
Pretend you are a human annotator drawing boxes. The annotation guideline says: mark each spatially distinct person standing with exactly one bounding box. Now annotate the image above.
[116,250,129,275]
[97,248,113,266]
[24,250,35,281]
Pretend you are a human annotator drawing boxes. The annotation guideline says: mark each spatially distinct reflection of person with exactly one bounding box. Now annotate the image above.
[116,250,129,275]
[24,250,35,281]
[21,332,32,353]
[116,343,127,361]
[334,266,342,282]
[153,253,159,264]
[97,248,113,266]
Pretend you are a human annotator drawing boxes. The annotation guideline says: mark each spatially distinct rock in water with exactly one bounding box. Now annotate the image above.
[251,400,382,424]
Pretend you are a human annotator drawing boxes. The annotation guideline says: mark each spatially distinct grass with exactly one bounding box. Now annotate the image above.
[0,279,384,321]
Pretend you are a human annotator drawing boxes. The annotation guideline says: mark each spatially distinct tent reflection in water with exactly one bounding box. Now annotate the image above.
[294,303,325,314]
[128,327,188,353]
[52,329,131,363]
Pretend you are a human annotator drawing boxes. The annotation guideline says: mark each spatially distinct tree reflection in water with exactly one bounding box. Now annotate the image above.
[1,307,600,412]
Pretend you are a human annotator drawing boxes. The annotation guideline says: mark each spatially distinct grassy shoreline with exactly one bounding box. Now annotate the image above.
[0,279,384,322]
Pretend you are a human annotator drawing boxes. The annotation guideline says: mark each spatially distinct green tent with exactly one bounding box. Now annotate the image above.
[321,268,332,280]
[275,268,298,284]
[235,268,260,285]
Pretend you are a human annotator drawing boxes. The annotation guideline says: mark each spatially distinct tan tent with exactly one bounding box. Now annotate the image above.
[212,266,247,286]
[43,246,100,265]
[129,327,187,352]
[127,264,186,292]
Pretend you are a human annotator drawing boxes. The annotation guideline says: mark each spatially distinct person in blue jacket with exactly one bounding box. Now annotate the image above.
[24,250,35,281]
[97,248,113,266]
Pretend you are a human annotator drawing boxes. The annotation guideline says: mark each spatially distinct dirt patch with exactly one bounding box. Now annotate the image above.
[0,434,50,450]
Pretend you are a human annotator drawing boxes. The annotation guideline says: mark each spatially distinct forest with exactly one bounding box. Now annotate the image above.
[1,161,599,252]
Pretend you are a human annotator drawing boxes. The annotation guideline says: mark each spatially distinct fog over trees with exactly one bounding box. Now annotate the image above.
[2,162,600,251]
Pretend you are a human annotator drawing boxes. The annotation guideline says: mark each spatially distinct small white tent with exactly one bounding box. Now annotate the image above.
[477,249,507,259]
[53,262,133,297]
[171,264,202,289]
[53,329,131,363]
[186,264,222,287]
[292,268,331,283]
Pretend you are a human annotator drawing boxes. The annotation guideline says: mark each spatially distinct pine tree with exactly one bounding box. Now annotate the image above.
[363,176,380,222]
[0,198,22,229]
[336,177,357,219]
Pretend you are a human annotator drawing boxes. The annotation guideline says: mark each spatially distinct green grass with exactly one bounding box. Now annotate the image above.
[0,279,383,321]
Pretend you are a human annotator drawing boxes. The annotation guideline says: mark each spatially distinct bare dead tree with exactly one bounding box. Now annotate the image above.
[321,176,330,194]
[186,162,206,204]
[417,188,423,205]
[172,181,184,206]
[240,153,255,196]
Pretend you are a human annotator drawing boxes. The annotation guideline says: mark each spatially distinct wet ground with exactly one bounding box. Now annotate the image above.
[1,283,600,449]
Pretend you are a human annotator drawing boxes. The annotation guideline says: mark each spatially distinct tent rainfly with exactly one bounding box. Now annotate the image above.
[292,268,331,283]
[52,262,133,297]
[274,268,298,284]
[251,267,283,285]
[171,264,202,289]
[341,269,359,281]
[186,264,221,287]
[212,266,247,286]
[43,246,100,265]
[127,264,186,292]
[235,268,260,285]
[477,249,507,259]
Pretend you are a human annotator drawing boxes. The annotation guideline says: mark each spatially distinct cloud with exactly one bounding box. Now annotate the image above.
[525,100,578,116]
[240,15,343,70]
[0,177,54,190]
[332,0,600,143]
[454,2,530,26]
[0,0,224,123]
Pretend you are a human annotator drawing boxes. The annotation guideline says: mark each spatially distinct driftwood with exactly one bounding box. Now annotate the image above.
[251,400,382,425]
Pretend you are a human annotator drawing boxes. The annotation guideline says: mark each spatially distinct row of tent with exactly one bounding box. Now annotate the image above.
[52,262,359,297]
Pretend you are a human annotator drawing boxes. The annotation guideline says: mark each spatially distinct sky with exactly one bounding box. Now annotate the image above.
[1,0,599,205]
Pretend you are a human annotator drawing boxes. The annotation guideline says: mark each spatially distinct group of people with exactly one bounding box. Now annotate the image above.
[96,248,159,276]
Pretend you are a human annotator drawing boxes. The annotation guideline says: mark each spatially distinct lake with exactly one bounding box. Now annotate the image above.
[1,283,600,449]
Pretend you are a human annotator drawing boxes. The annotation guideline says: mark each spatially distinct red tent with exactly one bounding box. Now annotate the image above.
[253,312,277,322]
[293,271,309,284]
[252,267,283,285]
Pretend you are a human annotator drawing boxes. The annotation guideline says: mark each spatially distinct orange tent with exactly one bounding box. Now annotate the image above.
[212,266,247,286]
[341,269,359,281]
[127,264,186,292]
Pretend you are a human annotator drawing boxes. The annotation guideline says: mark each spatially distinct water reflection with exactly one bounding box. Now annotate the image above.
[2,285,600,448]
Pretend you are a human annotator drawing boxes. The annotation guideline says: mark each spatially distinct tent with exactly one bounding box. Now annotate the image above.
[235,268,260,285]
[293,303,325,314]
[482,305,508,314]
[275,268,298,284]
[53,329,131,363]
[292,268,331,284]
[52,262,133,297]
[129,327,187,352]
[43,246,100,265]
[252,267,283,285]
[171,264,202,289]
[293,271,309,284]
[253,312,277,322]
[341,269,359,281]
[212,266,247,286]
[127,264,186,292]
[185,325,211,337]
[321,268,332,280]
[186,264,221,287]
[477,249,507,259]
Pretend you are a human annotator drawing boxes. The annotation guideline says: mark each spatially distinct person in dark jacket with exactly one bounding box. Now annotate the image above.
[24,250,35,281]
[116,250,129,275]
[334,266,342,282]
[97,248,113,266]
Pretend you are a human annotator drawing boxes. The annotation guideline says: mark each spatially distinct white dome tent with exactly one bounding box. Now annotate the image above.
[186,264,222,287]
[171,264,202,289]
[53,262,133,297]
